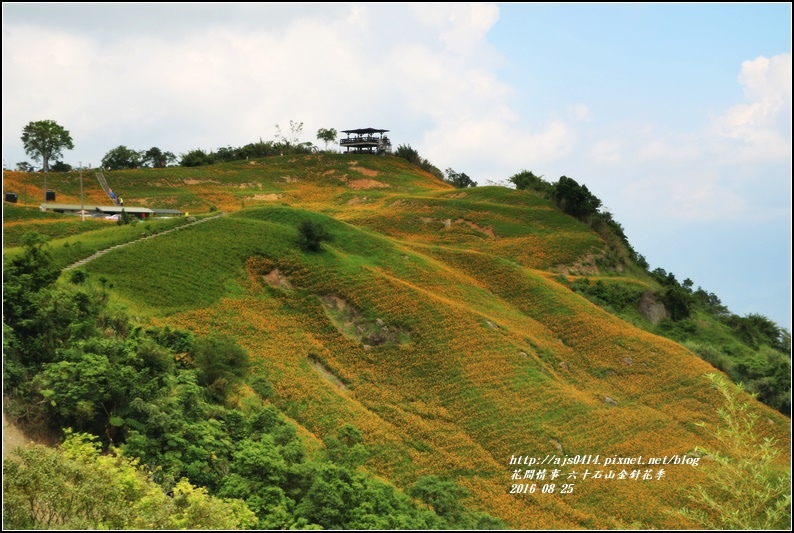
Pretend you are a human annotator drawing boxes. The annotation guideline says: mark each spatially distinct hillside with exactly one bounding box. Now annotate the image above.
[3,155,790,529]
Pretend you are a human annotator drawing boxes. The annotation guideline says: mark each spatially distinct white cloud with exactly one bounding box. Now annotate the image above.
[409,2,500,56]
[712,53,792,160]
[589,139,625,166]
[2,3,518,168]
[568,104,592,122]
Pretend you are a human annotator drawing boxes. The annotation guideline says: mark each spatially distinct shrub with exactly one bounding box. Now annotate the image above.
[679,373,791,529]
[297,219,333,252]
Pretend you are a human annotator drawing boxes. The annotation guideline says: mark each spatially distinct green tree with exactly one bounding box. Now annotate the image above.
[408,475,469,522]
[551,175,602,221]
[21,119,74,173]
[680,373,791,529]
[324,424,368,468]
[117,208,135,226]
[2,232,59,343]
[275,120,304,148]
[142,146,176,168]
[393,144,444,181]
[179,148,214,167]
[508,170,550,194]
[102,145,142,170]
[50,160,72,172]
[316,128,338,151]
[297,219,333,253]
[189,334,250,401]
[2,431,256,530]
[394,143,421,164]
[663,285,695,321]
[444,168,477,189]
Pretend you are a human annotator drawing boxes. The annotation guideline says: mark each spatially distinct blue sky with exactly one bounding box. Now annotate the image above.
[3,3,791,329]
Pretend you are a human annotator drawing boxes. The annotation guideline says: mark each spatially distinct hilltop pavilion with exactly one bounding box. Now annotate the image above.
[340,128,391,154]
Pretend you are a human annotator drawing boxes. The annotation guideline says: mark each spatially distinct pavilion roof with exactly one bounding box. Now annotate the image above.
[341,128,389,135]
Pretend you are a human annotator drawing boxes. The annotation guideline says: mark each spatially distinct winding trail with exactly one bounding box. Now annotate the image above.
[63,212,228,272]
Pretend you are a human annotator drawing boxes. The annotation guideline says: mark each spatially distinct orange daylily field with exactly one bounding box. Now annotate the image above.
[3,155,789,529]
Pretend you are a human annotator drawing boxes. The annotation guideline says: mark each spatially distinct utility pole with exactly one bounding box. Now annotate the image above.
[79,161,85,221]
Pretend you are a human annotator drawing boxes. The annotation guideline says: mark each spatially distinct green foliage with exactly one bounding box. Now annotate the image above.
[50,160,73,172]
[571,278,646,313]
[3,232,62,367]
[394,143,420,163]
[142,146,176,168]
[215,139,279,161]
[724,313,787,351]
[317,127,338,151]
[102,145,142,170]
[393,143,444,181]
[444,168,477,188]
[408,475,469,522]
[2,431,256,530]
[508,169,551,195]
[21,119,74,173]
[116,208,136,226]
[323,424,368,468]
[406,475,504,528]
[649,267,695,321]
[663,284,695,321]
[297,219,334,252]
[680,374,791,530]
[180,148,215,167]
[189,334,250,401]
[275,120,304,148]
[733,346,791,415]
[550,175,602,221]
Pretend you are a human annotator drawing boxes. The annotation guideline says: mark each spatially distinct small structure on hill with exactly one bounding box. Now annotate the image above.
[39,203,183,219]
[340,128,391,155]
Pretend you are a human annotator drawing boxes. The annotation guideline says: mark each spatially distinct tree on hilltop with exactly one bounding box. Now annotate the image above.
[142,147,176,168]
[317,128,338,151]
[21,120,74,173]
[275,120,304,148]
[297,219,333,252]
[509,170,551,195]
[444,168,477,189]
[102,145,142,170]
[550,175,602,221]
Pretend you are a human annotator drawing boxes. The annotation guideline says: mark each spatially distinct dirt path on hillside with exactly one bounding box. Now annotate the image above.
[63,212,227,272]
[4,214,230,458]
[3,409,31,458]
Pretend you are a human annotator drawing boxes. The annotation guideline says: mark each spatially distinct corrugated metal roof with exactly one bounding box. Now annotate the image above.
[341,128,389,134]
[40,203,155,214]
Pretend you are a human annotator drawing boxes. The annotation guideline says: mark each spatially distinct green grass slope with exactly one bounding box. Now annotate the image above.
[3,156,790,529]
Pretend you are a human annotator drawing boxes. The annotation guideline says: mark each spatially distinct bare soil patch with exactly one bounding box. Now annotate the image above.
[308,356,349,391]
[350,166,380,177]
[348,179,389,190]
[319,294,409,346]
[3,410,30,459]
[183,179,220,185]
[262,268,293,289]
[454,218,495,238]
[553,253,600,276]
[248,193,283,201]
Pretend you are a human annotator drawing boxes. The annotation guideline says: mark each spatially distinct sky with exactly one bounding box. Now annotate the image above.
[2,3,792,330]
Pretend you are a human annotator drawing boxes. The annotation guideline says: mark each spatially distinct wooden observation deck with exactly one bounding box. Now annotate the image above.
[340,128,391,154]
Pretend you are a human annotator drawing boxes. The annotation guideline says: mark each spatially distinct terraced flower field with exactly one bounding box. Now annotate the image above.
[3,155,789,529]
